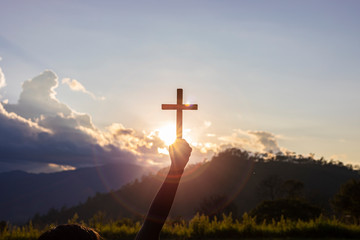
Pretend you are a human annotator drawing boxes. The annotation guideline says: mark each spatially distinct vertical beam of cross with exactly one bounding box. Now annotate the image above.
[176,89,183,139]
[161,88,198,139]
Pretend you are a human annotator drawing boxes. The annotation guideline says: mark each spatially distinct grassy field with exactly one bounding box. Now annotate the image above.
[1,213,360,240]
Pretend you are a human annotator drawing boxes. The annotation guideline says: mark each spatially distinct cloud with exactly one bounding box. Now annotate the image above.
[62,78,105,100]
[105,123,169,165]
[0,70,144,173]
[0,67,289,174]
[248,131,281,153]
[5,70,71,119]
[0,101,137,172]
[218,129,283,154]
[0,61,6,89]
[0,69,178,173]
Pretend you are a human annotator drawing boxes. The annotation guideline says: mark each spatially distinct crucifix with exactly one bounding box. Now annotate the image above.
[162,88,198,139]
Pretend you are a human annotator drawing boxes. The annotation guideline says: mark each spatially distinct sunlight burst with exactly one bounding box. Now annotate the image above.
[158,124,177,145]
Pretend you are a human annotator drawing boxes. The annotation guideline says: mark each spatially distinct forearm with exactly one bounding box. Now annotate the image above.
[135,167,183,240]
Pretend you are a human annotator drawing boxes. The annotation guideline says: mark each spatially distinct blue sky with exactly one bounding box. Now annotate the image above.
[0,0,360,172]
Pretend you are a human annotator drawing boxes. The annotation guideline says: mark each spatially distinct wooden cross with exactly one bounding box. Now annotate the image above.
[162,89,198,139]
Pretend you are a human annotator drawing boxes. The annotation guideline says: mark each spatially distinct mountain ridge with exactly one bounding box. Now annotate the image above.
[31,149,360,224]
[0,162,147,223]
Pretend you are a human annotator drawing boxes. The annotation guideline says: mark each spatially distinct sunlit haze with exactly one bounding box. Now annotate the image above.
[157,124,177,146]
[0,0,360,173]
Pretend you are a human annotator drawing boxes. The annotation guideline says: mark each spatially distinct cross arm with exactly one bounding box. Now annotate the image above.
[161,104,198,110]
[183,104,198,110]
[162,104,178,110]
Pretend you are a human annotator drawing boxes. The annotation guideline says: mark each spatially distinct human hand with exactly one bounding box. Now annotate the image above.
[169,139,192,172]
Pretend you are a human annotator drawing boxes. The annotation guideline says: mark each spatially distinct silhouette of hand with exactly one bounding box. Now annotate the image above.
[169,139,192,171]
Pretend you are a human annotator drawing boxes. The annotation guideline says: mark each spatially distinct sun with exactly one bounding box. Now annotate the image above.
[158,124,177,146]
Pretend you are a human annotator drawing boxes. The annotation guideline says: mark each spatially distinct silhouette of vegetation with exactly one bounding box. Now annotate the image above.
[281,179,304,199]
[0,221,7,234]
[250,199,321,222]
[331,179,360,224]
[30,148,359,226]
[2,214,360,239]
[257,175,284,200]
[1,148,360,238]
[253,174,318,222]
[196,194,237,220]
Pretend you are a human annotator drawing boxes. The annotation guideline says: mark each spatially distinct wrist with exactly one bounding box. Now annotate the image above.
[169,167,184,176]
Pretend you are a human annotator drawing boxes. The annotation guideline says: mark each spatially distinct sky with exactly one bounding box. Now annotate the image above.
[0,0,359,173]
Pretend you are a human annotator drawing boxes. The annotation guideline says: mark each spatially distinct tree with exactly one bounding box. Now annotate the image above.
[250,199,321,222]
[331,179,360,224]
[257,176,304,201]
[257,175,283,200]
[281,180,304,199]
[196,194,237,219]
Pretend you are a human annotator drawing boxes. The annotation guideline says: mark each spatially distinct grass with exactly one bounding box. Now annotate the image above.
[1,213,360,240]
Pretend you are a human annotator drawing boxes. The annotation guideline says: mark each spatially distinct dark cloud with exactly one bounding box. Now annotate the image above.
[0,71,137,173]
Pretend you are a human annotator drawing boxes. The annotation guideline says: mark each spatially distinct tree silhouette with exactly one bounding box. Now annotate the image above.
[250,199,321,222]
[196,194,237,219]
[281,180,304,199]
[257,176,304,201]
[257,175,283,200]
[331,179,360,224]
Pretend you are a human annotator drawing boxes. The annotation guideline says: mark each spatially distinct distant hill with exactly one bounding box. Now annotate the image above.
[32,149,360,224]
[0,162,147,223]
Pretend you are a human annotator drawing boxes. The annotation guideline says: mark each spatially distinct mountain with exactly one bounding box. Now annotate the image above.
[0,162,147,223]
[32,149,360,224]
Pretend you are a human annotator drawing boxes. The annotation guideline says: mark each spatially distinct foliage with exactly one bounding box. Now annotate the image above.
[257,175,305,201]
[30,147,360,225]
[332,179,360,223]
[196,194,237,220]
[281,179,304,199]
[257,175,284,200]
[250,199,321,222]
[2,213,360,239]
[0,221,7,234]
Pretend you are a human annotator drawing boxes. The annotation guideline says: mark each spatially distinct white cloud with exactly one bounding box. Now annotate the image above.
[0,67,290,173]
[62,78,105,100]
[5,70,70,119]
[0,65,6,89]
[62,78,86,92]
[0,70,139,173]
[104,123,169,165]
[47,163,76,172]
[0,69,177,173]
[0,102,52,136]
[218,129,284,154]
[248,130,281,153]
